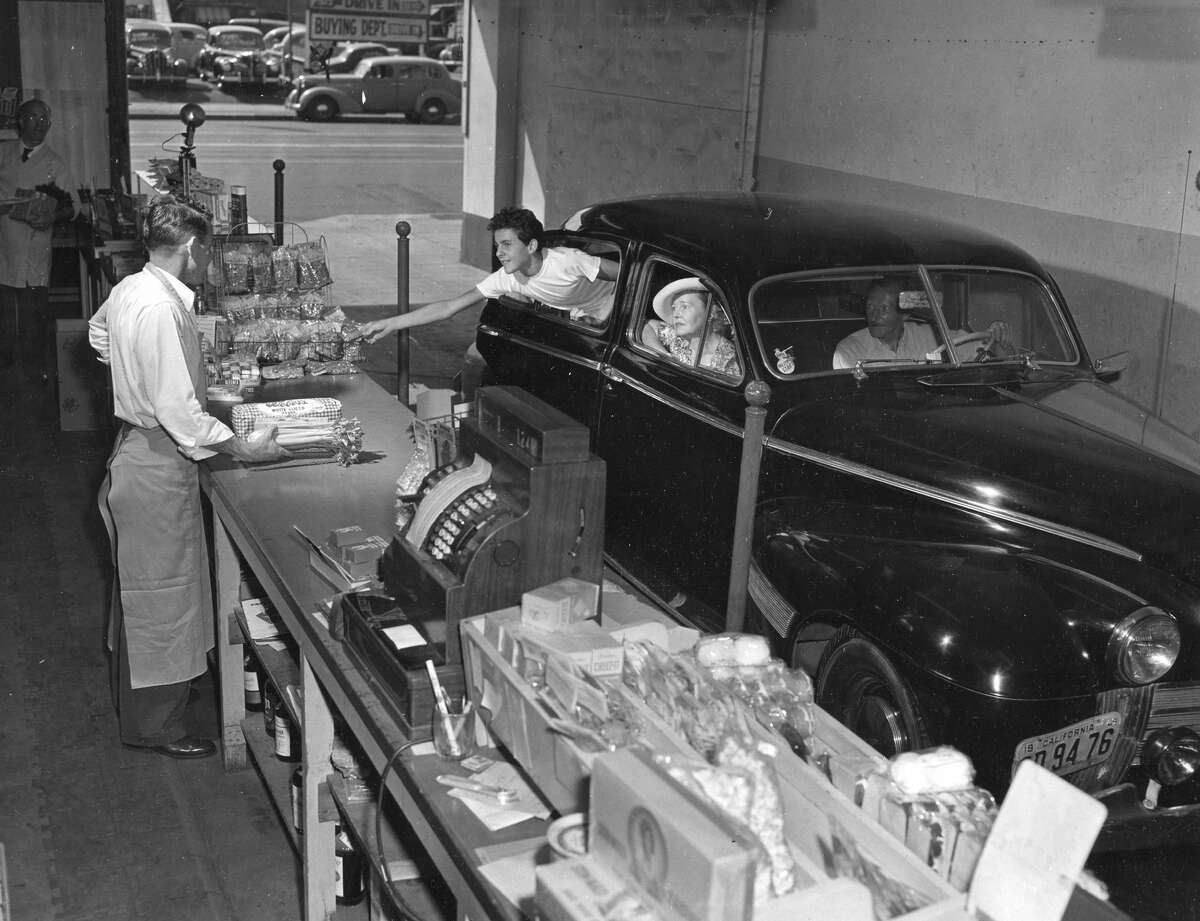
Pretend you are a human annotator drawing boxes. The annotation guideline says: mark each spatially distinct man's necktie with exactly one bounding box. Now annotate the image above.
[21,148,31,162]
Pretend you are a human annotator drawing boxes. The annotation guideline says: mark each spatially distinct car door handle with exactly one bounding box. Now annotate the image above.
[602,367,626,384]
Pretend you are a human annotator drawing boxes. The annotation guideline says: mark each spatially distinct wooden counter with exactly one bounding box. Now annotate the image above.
[201,374,547,921]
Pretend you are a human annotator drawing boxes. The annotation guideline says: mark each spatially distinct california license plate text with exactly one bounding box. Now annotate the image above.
[1013,711,1122,777]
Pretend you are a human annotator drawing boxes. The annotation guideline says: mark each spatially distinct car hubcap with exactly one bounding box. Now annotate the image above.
[850,687,907,756]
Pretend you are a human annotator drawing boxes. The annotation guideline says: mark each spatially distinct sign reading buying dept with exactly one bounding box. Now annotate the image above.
[307,0,428,44]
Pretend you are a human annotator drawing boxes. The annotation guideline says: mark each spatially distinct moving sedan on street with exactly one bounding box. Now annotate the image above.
[475,192,1200,850]
[284,55,461,122]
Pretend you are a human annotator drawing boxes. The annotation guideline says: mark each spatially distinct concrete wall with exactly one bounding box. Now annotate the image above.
[462,0,762,260]
[463,0,1200,434]
[756,1,1200,431]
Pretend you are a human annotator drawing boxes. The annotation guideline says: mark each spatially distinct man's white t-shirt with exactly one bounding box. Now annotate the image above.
[475,247,614,321]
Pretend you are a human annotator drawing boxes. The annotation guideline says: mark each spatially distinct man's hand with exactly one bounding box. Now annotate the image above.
[985,321,1014,353]
[218,425,291,463]
[355,317,399,344]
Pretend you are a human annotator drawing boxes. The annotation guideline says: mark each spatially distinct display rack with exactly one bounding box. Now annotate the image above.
[204,221,368,381]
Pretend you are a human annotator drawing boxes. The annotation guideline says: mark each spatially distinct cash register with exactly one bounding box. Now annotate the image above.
[337,386,606,736]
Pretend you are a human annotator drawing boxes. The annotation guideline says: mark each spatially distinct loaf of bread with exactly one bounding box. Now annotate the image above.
[888,746,975,796]
[695,633,771,668]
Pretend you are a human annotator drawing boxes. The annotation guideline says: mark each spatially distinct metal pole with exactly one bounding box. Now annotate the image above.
[272,159,285,245]
[284,0,293,83]
[396,220,412,405]
[725,379,771,633]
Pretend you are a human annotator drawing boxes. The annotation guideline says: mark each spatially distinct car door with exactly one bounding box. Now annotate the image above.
[360,62,399,111]
[475,232,628,446]
[594,256,750,632]
[391,63,427,112]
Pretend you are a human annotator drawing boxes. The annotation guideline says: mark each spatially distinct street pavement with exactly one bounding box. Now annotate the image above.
[128,84,484,396]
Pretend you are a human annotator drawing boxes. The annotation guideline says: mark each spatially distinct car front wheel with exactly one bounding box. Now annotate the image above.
[303,96,338,121]
[419,98,446,124]
[815,626,928,758]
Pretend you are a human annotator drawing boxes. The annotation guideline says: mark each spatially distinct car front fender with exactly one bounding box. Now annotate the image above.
[754,496,1158,701]
[298,85,360,112]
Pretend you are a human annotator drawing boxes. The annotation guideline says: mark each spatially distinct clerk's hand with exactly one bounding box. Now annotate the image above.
[236,425,291,463]
[356,317,399,344]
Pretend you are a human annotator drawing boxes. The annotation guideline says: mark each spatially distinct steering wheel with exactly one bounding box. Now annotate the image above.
[924,330,994,362]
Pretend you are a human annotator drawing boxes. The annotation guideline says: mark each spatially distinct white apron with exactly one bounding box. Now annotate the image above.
[97,265,214,689]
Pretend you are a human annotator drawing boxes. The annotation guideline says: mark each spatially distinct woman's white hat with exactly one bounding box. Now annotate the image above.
[652,277,707,322]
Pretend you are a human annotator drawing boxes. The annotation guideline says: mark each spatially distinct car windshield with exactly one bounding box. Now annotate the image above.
[129,29,170,48]
[214,32,262,50]
[751,268,1080,377]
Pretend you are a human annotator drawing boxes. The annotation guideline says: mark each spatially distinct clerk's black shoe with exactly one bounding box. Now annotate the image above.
[150,736,217,759]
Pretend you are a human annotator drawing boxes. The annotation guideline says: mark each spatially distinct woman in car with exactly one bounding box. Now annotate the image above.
[642,277,741,377]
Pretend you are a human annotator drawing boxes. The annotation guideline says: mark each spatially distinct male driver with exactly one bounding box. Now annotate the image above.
[833,279,1010,369]
[357,207,619,391]
[0,99,78,382]
[90,199,287,759]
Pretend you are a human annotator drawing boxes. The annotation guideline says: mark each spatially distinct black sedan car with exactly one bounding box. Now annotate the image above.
[476,193,1200,846]
[196,24,284,90]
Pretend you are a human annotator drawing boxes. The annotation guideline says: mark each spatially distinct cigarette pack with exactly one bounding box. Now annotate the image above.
[521,577,599,629]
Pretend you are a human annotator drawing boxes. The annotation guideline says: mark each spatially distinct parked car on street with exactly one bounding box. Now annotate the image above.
[227,16,290,32]
[308,41,390,75]
[259,25,309,80]
[283,55,461,122]
[125,18,191,86]
[475,192,1200,848]
[166,22,209,73]
[196,24,284,90]
[438,40,462,72]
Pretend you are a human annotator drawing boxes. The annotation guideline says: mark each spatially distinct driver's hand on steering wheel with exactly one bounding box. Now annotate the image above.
[984,320,1014,354]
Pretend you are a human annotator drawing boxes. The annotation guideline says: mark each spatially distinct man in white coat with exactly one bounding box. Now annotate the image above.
[90,199,287,758]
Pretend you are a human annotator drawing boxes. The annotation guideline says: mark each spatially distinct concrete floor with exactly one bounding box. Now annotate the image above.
[0,307,468,921]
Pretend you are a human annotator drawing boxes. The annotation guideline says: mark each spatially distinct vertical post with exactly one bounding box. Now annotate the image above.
[396,220,412,405]
[272,159,285,245]
[725,380,772,633]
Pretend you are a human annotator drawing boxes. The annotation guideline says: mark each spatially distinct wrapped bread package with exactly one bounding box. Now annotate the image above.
[230,398,343,438]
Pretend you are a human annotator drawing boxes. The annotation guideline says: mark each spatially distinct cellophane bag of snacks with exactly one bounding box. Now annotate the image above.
[293,240,333,289]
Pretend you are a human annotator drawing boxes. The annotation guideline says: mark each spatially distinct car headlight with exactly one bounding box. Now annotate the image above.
[1107,606,1179,684]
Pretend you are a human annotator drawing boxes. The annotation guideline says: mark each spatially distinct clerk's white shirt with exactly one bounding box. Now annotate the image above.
[89,267,233,460]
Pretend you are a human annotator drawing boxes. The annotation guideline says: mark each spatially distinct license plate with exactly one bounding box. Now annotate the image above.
[1012,711,1122,777]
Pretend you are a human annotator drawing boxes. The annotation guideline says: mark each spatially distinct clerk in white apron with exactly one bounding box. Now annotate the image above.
[90,199,287,759]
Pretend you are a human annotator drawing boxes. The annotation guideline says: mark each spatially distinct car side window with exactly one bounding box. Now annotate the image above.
[489,234,621,335]
[636,261,742,381]
[371,64,393,79]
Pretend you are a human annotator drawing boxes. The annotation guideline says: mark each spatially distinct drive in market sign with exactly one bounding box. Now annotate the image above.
[307,0,428,44]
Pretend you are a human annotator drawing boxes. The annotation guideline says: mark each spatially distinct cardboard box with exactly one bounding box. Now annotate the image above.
[56,319,111,432]
[520,621,624,678]
[341,535,388,565]
[328,525,365,548]
[535,857,653,921]
[521,577,600,630]
[588,748,757,921]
